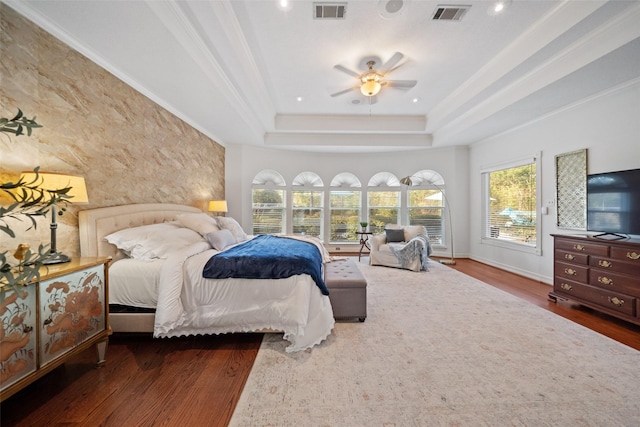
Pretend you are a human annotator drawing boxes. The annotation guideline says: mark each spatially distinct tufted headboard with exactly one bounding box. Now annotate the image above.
[78,203,202,258]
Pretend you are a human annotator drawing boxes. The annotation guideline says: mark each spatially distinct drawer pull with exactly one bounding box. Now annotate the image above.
[564,268,577,276]
[598,260,612,268]
[598,276,614,286]
[560,283,572,291]
[608,296,624,307]
[573,244,585,251]
[626,251,640,260]
[564,254,575,261]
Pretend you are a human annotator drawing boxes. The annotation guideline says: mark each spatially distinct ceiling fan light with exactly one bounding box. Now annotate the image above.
[361,80,381,96]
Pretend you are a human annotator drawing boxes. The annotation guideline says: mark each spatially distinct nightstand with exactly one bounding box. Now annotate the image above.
[1,257,110,401]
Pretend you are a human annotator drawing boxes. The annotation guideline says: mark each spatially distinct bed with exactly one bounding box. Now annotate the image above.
[78,203,335,352]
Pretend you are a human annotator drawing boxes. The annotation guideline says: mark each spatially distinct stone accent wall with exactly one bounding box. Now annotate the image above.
[1,4,225,259]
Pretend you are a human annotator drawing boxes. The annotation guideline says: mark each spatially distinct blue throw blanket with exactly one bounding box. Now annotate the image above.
[202,234,329,295]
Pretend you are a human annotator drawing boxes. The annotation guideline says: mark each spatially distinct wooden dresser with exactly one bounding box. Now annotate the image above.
[550,234,640,326]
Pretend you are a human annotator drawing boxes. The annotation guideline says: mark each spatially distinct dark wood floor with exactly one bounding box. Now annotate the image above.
[2,258,638,426]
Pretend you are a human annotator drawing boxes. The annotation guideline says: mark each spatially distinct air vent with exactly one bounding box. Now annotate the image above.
[432,5,470,21]
[314,3,347,19]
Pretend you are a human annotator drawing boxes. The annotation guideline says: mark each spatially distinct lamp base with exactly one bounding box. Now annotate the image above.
[42,252,71,265]
[439,259,456,265]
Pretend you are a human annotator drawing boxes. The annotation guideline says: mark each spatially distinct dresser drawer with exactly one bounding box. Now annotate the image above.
[554,261,588,283]
[555,239,609,256]
[590,256,640,275]
[553,280,636,317]
[556,250,589,265]
[610,247,640,265]
[589,268,639,295]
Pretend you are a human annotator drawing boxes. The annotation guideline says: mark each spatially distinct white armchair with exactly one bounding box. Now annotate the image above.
[369,224,431,271]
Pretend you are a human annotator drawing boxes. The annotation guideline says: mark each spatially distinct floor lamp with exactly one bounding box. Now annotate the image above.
[400,175,456,265]
[19,171,89,265]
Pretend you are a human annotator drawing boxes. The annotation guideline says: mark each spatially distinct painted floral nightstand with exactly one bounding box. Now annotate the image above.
[1,257,110,401]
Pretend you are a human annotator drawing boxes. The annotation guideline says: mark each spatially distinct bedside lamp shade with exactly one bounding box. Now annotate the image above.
[208,200,228,213]
[19,171,89,203]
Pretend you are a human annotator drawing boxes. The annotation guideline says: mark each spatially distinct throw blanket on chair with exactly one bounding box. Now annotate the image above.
[202,234,329,295]
[388,234,432,271]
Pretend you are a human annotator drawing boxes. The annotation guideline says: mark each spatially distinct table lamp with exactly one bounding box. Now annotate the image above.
[208,200,228,216]
[19,171,89,264]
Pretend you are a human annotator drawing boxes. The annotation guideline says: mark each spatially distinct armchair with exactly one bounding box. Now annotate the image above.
[369,224,431,271]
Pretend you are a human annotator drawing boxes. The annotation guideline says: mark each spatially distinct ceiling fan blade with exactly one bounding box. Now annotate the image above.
[379,52,404,73]
[330,86,359,97]
[386,80,417,89]
[334,64,361,78]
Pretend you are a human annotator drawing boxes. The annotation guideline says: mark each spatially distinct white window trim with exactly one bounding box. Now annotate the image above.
[480,152,542,256]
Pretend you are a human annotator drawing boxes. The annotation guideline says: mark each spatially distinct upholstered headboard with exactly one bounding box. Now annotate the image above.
[79,203,202,258]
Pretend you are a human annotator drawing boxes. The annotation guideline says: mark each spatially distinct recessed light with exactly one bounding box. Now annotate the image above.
[296,96,303,102]
[278,0,293,12]
[487,0,511,16]
[412,97,420,103]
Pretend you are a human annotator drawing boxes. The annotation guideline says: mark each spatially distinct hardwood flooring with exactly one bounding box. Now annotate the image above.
[2,258,638,426]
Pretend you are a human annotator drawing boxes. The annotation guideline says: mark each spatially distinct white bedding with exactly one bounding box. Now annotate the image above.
[109,258,164,308]
[109,239,335,352]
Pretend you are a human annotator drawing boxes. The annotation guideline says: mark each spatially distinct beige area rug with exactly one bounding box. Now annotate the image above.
[229,261,640,426]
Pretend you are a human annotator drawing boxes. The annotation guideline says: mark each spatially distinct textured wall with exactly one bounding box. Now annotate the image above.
[0,4,225,259]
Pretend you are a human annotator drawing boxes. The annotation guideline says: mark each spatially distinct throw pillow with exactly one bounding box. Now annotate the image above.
[205,229,237,251]
[385,228,405,243]
[216,216,248,242]
[176,213,220,236]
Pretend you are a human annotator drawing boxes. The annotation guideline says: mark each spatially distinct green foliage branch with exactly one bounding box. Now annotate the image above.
[0,108,43,137]
[0,110,72,296]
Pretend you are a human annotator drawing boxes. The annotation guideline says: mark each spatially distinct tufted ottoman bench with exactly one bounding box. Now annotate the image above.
[324,258,367,322]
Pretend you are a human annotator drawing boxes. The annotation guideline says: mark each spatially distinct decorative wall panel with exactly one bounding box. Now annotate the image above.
[555,149,587,230]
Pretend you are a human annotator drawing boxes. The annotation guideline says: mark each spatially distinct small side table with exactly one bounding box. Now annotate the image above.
[356,231,372,261]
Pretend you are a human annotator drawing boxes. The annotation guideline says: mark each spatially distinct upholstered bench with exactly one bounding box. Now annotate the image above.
[324,258,367,322]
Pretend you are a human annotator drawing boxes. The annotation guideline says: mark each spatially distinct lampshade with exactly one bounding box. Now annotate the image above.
[208,200,228,213]
[360,79,382,97]
[20,171,89,203]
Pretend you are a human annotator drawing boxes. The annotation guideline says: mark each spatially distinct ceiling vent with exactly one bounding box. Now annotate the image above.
[432,5,470,21]
[314,3,347,19]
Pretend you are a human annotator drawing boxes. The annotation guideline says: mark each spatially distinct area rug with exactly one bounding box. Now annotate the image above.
[229,261,640,426]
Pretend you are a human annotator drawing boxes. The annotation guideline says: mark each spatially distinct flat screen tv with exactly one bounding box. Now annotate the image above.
[586,168,640,237]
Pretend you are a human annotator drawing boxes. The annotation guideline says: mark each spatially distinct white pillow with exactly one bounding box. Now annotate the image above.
[176,213,220,236]
[215,217,248,242]
[205,229,237,251]
[105,222,206,261]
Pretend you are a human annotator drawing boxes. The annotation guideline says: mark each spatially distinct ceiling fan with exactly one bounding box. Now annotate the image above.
[331,52,417,99]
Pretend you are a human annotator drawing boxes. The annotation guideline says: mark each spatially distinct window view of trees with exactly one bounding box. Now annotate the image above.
[292,189,323,237]
[486,163,537,246]
[408,189,444,245]
[252,188,285,235]
[250,169,449,246]
[330,190,361,242]
[367,191,399,234]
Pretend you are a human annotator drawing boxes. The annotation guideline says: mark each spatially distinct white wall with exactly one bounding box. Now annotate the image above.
[468,80,640,283]
[225,144,470,259]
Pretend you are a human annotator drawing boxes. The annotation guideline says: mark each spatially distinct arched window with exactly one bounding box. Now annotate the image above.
[291,172,324,238]
[403,170,446,245]
[367,172,401,234]
[329,173,362,243]
[252,169,286,235]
